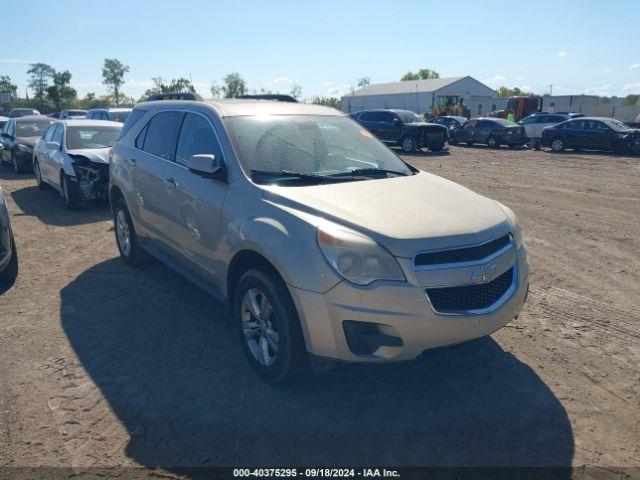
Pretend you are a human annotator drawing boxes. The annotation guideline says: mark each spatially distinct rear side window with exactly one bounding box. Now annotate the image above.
[119,109,147,140]
[141,111,184,160]
[175,113,224,167]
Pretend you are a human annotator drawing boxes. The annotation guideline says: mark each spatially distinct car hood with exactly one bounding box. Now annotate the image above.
[405,122,447,129]
[66,148,110,164]
[16,136,39,147]
[261,171,511,258]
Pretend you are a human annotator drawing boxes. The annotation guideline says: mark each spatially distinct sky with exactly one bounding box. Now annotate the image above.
[2,0,639,101]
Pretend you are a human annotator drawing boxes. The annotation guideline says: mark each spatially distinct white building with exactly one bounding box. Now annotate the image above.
[341,76,505,118]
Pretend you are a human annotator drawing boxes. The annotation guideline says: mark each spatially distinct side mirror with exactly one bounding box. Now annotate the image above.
[1,132,9,139]
[392,118,400,124]
[188,154,226,181]
[46,141,61,150]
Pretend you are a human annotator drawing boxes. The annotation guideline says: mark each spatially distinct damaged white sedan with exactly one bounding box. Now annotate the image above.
[33,120,122,208]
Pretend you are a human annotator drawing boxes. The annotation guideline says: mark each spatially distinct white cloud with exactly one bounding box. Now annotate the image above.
[630,63,640,70]
[582,84,613,96]
[620,82,640,95]
[515,76,525,81]
[324,83,352,98]
[556,51,567,58]
[483,75,507,88]
[0,59,36,64]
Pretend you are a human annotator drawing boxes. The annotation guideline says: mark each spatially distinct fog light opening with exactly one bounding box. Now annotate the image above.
[342,321,403,356]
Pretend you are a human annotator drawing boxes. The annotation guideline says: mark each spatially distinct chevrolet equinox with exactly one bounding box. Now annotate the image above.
[109,99,529,384]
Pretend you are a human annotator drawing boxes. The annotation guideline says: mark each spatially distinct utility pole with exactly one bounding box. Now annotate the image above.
[549,84,553,96]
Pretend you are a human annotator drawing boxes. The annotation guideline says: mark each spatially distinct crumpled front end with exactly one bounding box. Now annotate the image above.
[68,154,109,202]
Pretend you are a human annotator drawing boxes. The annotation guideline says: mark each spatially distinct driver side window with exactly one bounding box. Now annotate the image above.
[52,124,63,145]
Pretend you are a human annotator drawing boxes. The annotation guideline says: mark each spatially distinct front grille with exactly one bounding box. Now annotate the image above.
[426,267,514,313]
[415,234,511,267]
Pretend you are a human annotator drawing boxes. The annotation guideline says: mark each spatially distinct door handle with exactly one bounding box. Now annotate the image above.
[128,158,137,166]
[164,177,177,188]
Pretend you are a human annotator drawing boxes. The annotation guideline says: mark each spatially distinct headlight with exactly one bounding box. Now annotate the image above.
[17,144,33,153]
[317,222,405,286]
[497,202,523,247]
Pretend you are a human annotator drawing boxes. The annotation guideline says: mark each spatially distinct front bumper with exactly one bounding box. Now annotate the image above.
[499,135,527,146]
[290,244,529,362]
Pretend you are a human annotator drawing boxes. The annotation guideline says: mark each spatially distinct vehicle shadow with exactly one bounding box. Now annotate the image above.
[392,147,451,157]
[9,185,110,227]
[60,258,574,473]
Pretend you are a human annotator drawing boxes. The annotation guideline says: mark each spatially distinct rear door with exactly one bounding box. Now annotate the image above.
[474,120,493,143]
[162,112,228,285]
[133,110,184,244]
[563,120,584,147]
[458,119,476,143]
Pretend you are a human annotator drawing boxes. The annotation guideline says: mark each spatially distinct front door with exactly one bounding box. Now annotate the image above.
[162,112,228,287]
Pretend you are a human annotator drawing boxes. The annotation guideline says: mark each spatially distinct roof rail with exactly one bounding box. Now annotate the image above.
[145,92,203,102]
[238,94,298,103]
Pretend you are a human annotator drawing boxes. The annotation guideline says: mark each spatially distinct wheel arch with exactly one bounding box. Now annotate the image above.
[226,249,285,309]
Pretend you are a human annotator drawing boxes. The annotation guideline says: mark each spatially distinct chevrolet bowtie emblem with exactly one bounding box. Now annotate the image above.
[471,263,497,283]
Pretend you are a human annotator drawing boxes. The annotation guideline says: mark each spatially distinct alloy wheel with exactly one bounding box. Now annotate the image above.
[551,139,564,152]
[402,137,415,152]
[116,209,132,257]
[34,161,42,186]
[241,288,279,366]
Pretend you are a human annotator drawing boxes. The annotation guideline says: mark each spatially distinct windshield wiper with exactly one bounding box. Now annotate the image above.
[250,169,366,185]
[328,168,411,178]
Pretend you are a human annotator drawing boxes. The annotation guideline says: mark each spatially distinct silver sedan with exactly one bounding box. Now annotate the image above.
[33,119,122,208]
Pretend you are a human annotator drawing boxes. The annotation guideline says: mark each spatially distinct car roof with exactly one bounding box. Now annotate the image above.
[58,119,123,127]
[13,115,51,121]
[137,99,343,117]
[88,107,132,112]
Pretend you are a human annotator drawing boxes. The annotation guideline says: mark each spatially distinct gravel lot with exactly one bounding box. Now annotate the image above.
[0,145,638,475]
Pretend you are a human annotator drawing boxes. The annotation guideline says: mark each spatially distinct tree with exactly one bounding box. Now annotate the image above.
[400,68,439,81]
[290,84,302,98]
[357,77,371,88]
[622,94,640,106]
[0,75,18,98]
[46,70,77,110]
[210,82,222,97]
[144,77,196,98]
[497,86,534,98]
[27,63,55,101]
[102,58,129,106]
[310,96,341,110]
[222,73,247,98]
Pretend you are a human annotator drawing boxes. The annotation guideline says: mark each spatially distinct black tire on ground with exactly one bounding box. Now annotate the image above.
[0,233,18,290]
[34,158,47,190]
[400,135,417,153]
[113,198,149,267]
[430,142,445,152]
[11,151,25,174]
[466,141,474,147]
[60,174,80,209]
[551,138,565,153]
[487,136,498,148]
[234,267,309,384]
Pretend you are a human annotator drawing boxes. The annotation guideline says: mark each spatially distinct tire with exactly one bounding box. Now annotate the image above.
[486,136,498,148]
[34,158,47,190]
[466,141,474,147]
[400,135,417,153]
[430,142,445,152]
[0,232,18,290]
[60,173,80,209]
[235,267,309,384]
[11,151,25,174]
[113,198,148,267]
[551,138,565,153]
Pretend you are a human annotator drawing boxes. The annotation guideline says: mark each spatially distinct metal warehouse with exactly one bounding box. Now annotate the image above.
[341,76,505,118]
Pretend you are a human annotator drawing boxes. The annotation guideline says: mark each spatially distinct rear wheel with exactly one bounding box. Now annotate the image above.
[551,138,565,153]
[429,142,445,152]
[400,135,417,153]
[113,198,148,267]
[486,136,498,148]
[235,268,308,384]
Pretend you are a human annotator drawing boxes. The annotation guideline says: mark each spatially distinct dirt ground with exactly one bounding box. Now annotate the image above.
[0,145,638,476]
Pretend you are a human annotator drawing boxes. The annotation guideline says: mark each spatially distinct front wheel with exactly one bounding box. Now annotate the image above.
[400,135,417,153]
[486,136,498,148]
[235,268,308,384]
[0,232,18,290]
[430,142,445,152]
[60,174,80,209]
[34,158,47,190]
[113,198,148,267]
[551,138,565,153]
